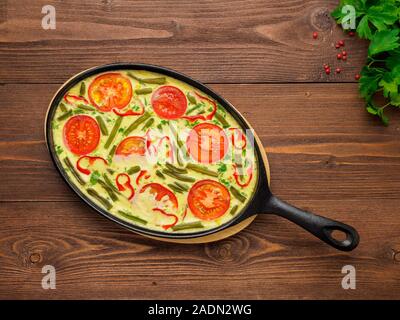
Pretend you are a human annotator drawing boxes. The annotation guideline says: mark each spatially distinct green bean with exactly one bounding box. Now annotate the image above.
[127,165,141,175]
[166,163,188,174]
[156,170,165,179]
[106,168,115,175]
[174,182,189,191]
[98,179,118,201]
[171,183,186,192]
[135,88,153,95]
[124,112,150,136]
[215,112,230,128]
[127,72,166,85]
[103,173,118,192]
[63,157,85,185]
[96,115,109,136]
[87,188,112,210]
[77,104,95,111]
[186,104,201,114]
[172,221,204,231]
[167,124,184,166]
[162,169,196,182]
[79,82,86,96]
[105,116,123,149]
[118,210,148,225]
[186,163,219,177]
[187,92,196,104]
[176,138,186,166]
[59,103,67,112]
[108,144,117,158]
[168,184,183,193]
[171,129,184,166]
[142,117,154,130]
[230,186,247,203]
[169,125,183,148]
[176,150,183,167]
[230,205,239,215]
[57,110,73,121]
[175,136,183,148]
[141,77,166,85]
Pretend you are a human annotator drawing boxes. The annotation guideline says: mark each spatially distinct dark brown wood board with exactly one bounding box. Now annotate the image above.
[0,0,399,300]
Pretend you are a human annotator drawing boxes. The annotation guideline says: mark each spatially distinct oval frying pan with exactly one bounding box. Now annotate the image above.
[45,63,360,251]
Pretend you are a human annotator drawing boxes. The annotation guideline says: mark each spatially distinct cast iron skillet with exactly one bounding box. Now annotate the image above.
[45,63,360,251]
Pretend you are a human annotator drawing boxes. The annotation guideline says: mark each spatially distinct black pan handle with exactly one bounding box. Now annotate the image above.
[264,195,359,251]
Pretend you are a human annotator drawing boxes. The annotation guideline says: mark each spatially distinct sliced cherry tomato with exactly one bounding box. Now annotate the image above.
[151,86,187,119]
[187,179,230,220]
[63,115,100,155]
[115,136,146,156]
[186,123,228,164]
[88,73,132,112]
[140,183,178,208]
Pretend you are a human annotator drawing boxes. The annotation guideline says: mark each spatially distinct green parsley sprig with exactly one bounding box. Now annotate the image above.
[332,0,400,125]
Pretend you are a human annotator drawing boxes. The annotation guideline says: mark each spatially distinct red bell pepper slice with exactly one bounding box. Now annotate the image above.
[112,108,144,117]
[233,162,253,187]
[76,156,108,175]
[152,208,178,230]
[229,128,247,150]
[156,136,174,162]
[145,131,174,162]
[136,170,149,186]
[182,205,188,221]
[144,129,153,151]
[112,99,144,117]
[116,173,135,200]
[64,94,89,106]
[181,92,217,122]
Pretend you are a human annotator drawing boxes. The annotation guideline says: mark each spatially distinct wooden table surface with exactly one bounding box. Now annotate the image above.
[1,0,400,300]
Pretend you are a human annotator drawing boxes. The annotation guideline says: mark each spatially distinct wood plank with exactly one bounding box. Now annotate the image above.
[1,83,399,202]
[0,200,399,299]
[0,0,368,84]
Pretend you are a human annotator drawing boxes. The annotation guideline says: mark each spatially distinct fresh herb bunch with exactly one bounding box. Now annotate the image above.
[332,0,400,125]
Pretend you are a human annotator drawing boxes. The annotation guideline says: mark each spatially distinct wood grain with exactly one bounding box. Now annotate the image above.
[0,200,399,300]
[0,0,368,84]
[1,0,400,300]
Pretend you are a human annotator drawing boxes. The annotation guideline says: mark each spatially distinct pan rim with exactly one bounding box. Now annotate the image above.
[45,62,269,239]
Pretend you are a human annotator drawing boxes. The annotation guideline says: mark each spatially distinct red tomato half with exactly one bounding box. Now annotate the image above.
[186,123,228,164]
[115,136,146,156]
[151,86,187,119]
[187,179,230,220]
[140,183,178,208]
[63,115,100,155]
[88,73,132,112]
